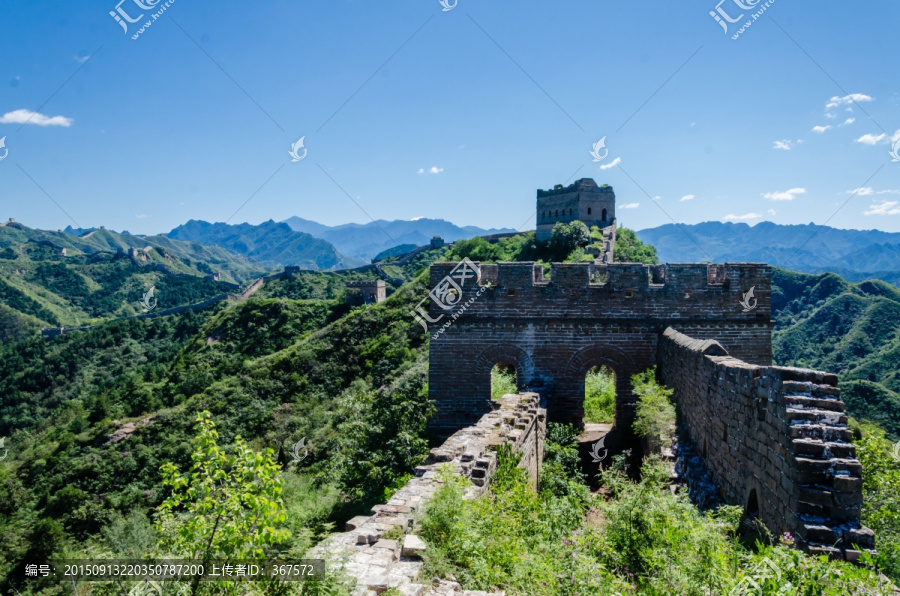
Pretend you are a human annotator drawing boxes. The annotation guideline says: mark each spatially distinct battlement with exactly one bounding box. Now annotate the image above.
[431,261,769,294]
[536,178,614,198]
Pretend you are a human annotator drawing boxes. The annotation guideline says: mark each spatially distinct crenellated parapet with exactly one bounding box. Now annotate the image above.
[427,261,771,323]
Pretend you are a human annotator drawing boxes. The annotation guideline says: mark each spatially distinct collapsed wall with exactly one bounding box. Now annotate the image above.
[658,327,874,560]
[310,393,546,595]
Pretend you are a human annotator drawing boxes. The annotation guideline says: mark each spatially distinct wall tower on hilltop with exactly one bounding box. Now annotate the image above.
[536,178,615,242]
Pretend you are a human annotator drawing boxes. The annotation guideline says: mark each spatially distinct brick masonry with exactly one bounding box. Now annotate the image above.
[426,261,772,437]
[658,328,874,561]
[310,393,545,595]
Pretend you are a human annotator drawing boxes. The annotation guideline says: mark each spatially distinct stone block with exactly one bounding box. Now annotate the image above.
[402,534,427,558]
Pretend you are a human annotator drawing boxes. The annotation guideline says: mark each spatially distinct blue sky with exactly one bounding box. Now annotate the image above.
[1,0,899,236]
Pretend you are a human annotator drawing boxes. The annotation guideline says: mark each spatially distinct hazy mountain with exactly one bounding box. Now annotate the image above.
[283,217,516,261]
[167,220,366,270]
[636,221,900,284]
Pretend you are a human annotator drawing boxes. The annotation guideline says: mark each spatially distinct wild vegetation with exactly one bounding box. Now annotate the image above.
[417,373,894,595]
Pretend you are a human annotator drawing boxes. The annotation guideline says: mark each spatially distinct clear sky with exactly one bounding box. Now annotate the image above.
[1,0,899,236]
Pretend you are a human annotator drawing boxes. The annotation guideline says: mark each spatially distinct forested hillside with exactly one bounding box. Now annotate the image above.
[772,268,900,440]
[0,221,269,343]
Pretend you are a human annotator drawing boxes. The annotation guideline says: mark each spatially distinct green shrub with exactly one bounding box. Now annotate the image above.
[632,367,675,452]
[584,366,615,424]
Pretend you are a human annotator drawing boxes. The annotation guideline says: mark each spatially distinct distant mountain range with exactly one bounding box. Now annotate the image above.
[167,220,366,270]
[283,217,516,261]
[636,221,900,285]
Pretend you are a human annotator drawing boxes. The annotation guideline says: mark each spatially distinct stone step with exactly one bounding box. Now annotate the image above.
[789,424,852,443]
[785,394,845,412]
[786,407,848,426]
[792,438,856,460]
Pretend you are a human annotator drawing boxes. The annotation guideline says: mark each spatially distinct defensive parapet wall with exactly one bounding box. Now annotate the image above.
[427,261,773,437]
[658,328,874,561]
[310,393,545,595]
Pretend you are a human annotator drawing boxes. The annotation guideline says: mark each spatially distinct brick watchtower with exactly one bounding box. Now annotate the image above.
[536,178,615,242]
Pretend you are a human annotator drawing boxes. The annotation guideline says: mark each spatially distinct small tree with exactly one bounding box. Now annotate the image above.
[548,221,591,255]
[155,411,290,563]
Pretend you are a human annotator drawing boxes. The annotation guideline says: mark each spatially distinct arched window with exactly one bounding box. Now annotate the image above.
[602,208,608,221]
[569,208,572,216]
[587,207,592,215]
[555,210,559,217]
[542,211,545,219]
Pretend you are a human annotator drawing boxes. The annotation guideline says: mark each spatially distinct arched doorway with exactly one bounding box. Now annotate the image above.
[491,363,518,401]
[601,208,607,221]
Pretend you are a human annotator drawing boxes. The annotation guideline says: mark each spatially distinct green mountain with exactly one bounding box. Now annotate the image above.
[167,219,366,269]
[772,268,900,440]
[0,221,268,341]
[637,221,900,285]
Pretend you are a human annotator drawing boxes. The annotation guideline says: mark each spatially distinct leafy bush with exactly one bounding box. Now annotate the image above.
[491,364,517,400]
[614,228,659,264]
[632,368,675,452]
[584,366,615,424]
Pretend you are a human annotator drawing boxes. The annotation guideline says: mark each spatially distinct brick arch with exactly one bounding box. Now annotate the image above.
[556,344,643,428]
[474,344,536,394]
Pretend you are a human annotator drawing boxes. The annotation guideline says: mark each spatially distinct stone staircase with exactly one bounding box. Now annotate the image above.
[784,379,876,560]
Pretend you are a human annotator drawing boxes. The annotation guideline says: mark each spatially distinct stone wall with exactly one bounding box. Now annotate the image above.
[427,261,772,438]
[658,327,874,561]
[311,393,546,595]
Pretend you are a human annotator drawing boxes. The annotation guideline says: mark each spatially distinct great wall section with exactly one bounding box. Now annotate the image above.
[308,259,875,595]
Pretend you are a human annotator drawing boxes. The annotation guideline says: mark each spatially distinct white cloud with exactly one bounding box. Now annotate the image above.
[878,189,900,195]
[723,213,762,221]
[410,216,425,221]
[839,117,855,127]
[767,209,776,216]
[773,139,792,150]
[763,188,806,201]
[135,214,149,219]
[652,195,661,201]
[856,133,887,145]
[826,93,873,110]
[417,166,444,175]
[0,109,73,127]
[847,187,875,196]
[620,202,639,209]
[864,201,900,216]
[74,55,92,65]
[680,194,695,202]
[599,156,621,170]
[812,125,831,133]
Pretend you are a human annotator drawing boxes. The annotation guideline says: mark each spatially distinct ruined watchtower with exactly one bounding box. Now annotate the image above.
[536,178,616,242]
